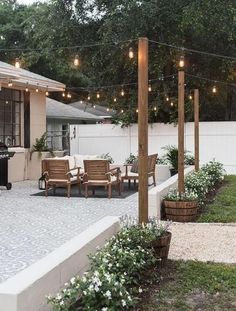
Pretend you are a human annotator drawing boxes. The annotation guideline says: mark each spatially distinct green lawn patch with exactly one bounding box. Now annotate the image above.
[136,260,236,311]
[198,175,236,223]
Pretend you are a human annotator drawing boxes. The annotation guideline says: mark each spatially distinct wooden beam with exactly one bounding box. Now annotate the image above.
[138,37,149,224]
[194,89,200,171]
[178,70,185,193]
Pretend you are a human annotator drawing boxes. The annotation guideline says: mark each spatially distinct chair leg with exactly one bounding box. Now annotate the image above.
[53,185,56,195]
[92,188,95,195]
[45,183,48,197]
[78,182,81,195]
[84,184,88,198]
[108,184,112,199]
[118,182,121,196]
[67,183,71,198]
[153,174,156,187]
[134,179,136,187]
[128,180,131,188]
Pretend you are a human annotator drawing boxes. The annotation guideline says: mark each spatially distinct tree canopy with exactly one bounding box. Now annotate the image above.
[0,0,235,124]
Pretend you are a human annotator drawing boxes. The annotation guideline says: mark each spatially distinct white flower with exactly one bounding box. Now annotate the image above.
[83,290,87,296]
[70,277,76,284]
[56,294,62,300]
[138,287,143,293]
[121,299,127,306]
[104,290,112,299]
[60,301,64,306]
[102,308,108,311]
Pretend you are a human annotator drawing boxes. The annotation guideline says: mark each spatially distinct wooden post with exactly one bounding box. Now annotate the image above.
[194,89,200,171]
[138,37,149,224]
[178,70,185,193]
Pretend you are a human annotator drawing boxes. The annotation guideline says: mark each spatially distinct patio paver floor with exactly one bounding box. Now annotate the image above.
[0,180,138,283]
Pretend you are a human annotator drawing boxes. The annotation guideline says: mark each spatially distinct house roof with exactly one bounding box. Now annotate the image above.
[0,61,65,92]
[69,101,115,118]
[46,98,102,121]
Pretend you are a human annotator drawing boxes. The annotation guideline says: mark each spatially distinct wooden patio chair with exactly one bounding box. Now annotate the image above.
[83,159,121,199]
[121,154,158,189]
[42,159,81,198]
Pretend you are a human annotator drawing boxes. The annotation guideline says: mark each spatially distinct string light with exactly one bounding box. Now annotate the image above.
[8,80,13,87]
[121,89,125,96]
[179,55,185,68]
[15,58,21,68]
[106,107,110,112]
[153,106,157,111]
[73,54,79,67]
[166,96,169,102]
[35,83,39,93]
[67,92,71,98]
[96,92,100,99]
[93,105,96,108]
[170,101,174,107]
[121,109,124,113]
[136,109,139,113]
[212,85,217,93]
[148,84,152,92]
[87,95,91,100]
[128,47,134,59]
[189,94,193,100]
[113,97,117,102]
[62,92,66,97]
[25,83,29,92]
[46,88,49,96]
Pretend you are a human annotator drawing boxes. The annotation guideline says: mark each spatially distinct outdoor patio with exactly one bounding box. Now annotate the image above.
[0,181,138,284]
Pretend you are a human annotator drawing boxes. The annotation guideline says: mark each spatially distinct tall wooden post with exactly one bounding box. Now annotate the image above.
[178,70,185,193]
[194,89,200,171]
[138,37,149,224]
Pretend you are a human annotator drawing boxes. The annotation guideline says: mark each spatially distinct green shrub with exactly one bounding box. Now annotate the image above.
[47,219,170,311]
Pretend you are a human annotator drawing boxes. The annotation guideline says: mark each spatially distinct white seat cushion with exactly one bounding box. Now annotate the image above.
[63,155,76,169]
[121,172,138,177]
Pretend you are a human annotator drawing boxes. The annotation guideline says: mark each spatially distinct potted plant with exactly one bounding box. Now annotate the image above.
[163,189,199,222]
[147,219,172,265]
[100,152,114,164]
[125,153,137,164]
[161,145,179,176]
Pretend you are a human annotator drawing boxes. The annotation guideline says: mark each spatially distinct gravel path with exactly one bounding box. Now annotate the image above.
[169,222,236,264]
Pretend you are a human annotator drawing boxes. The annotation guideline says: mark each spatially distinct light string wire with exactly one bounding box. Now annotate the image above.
[148,39,236,61]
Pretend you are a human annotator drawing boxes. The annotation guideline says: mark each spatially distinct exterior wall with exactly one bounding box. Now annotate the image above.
[70,121,236,174]
[8,148,27,183]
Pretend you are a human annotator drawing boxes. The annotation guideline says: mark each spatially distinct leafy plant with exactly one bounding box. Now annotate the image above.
[163,188,198,202]
[47,218,172,310]
[125,153,137,164]
[161,145,179,171]
[100,152,114,164]
[30,132,53,159]
[184,154,195,165]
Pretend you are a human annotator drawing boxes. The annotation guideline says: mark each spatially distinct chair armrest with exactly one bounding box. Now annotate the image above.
[108,167,121,173]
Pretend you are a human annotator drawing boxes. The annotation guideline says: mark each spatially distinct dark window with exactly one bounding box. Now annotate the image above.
[0,88,22,147]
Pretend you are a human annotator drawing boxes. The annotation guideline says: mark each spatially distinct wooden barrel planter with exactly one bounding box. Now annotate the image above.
[151,231,172,265]
[164,200,198,222]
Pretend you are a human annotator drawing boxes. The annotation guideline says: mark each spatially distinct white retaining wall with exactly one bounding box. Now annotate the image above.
[70,122,236,173]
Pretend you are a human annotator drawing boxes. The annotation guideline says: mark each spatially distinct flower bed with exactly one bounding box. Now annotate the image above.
[47,218,171,311]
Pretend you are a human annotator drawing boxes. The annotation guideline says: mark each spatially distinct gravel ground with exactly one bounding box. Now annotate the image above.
[169,222,236,264]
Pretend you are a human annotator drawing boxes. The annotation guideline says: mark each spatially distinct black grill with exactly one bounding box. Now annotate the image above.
[0,143,15,190]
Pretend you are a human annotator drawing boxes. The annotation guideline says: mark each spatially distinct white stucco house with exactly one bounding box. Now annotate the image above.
[0,60,65,182]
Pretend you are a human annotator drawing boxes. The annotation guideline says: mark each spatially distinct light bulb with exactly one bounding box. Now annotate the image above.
[179,55,185,68]
[166,96,169,102]
[121,109,124,113]
[170,102,174,107]
[148,85,152,92]
[15,58,21,68]
[74,55,79,67]
[113,97,117,102]
[121,89,125,96]
[129,47,134,59]
[46,91,49,96]
[212,86,217,93]
[189,95,193,100]
[153,106,157,111]
[87,95,91,101]
[136,109,139,113]
[67,93,71,98]
[93,105,96,108]
[25,83,29,92]
[35,83,39,93]
[106,108,110,112]
[96,92,100,99]
[8,80,13,87]
[62,92,66,97]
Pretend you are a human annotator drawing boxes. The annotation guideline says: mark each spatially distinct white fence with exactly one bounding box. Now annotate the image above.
[70,121,236,174]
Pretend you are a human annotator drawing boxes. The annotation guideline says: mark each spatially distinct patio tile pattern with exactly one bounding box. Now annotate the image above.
[0,181,138,283]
